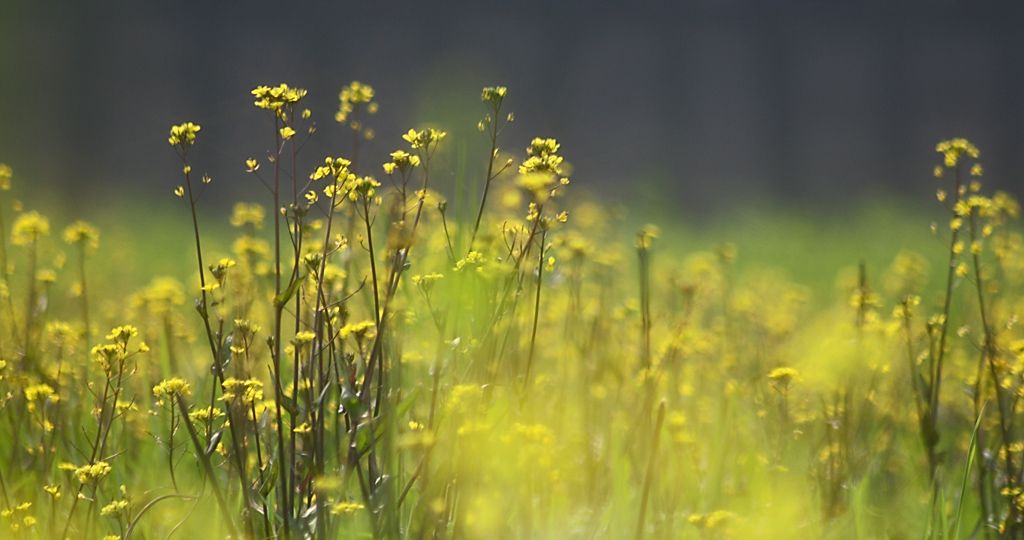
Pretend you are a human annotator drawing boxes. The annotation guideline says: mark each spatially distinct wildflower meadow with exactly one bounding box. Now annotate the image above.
[0,82,1021,540]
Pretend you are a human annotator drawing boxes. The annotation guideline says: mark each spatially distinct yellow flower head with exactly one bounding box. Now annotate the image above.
[153,377,192,399]
[74,461,112,484]
[481,86,507,104]
[336,81,376,124]
[252,84,307,111]
[402,128,447,150]
[0,163,11,190]
[230,202,265,229]
[312,157,354,184]
[11,211,50,246]
[63,221,100,254]
[100,500,128,517]
[936,138,980,168]
[768,367,798,388]
[519,138,564,176]
[168,122,201,146]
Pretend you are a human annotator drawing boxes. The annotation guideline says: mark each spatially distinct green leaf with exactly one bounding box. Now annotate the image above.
[951,401,986,540]
[274,274,305,307]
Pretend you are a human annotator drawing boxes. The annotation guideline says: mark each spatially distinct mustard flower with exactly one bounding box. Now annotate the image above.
[402,128,447,150]
[100,499,128,517]
[11,211,49,246]
[292,331,316,346]
[336,81,376,124]
[189,406,224,426]
[252,84,307,111]
[62,220,100,254]
[74,461,112,484]
[339,320,376,340]
[936,138,979,168]
[312,157,354,183]
[222,378,264,404]
[168,122,201,146]
[0,163,11,190]
[331,501,365,515]
[24,384,55,403]
[153,377,192,399]
[481,86,507,104]
[768,367,798,388]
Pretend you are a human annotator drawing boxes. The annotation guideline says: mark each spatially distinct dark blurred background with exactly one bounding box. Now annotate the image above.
[1,0,1023,218]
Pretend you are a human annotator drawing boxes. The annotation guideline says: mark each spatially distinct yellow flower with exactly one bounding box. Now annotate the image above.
[935,138,979,168]
[402,128,447,149]
[62,221,100,254]
[252,84,307,111]
[153,377,192,399]
[230,202,265,229]
[0,163,11,190]
[168,122,201,146]
[339,321,376,341]
[336,81,376,124]
[481,86,507,103]
[74,461,112,484]
[24,384,55,402]
[292,331,316,346]
[106,325,138,343]
[100,500,128,517]
[331,501,365,515]
[11,211,50,246]
[768,367,798,387]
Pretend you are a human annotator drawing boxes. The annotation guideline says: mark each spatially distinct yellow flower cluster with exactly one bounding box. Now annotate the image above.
[62,220,100,253]
[768,366,798,387]
[221,378,264,405]
[0,163,11,190]
[331,500,365,515]
[517,138,569,205]
[152,377,192,399]
[106,325,138,345]
[383,150,421,175]
[252,84,307,112]
[519,138,564,175]
[74,461,112,484]
[168,122,201,146]
[24,384,55,403]
[230,202,264,230]
[402,128,447,150]
[481,86,507,104]
[1,501,36,534]
[339,320,376,341]
[188,406,224,426]
[328,175,381,203]
[336,81,377,124]
[311,157,354,184]
[688,510,736,530]
[291,331,316,346]
[100,499,128,517]
[11,210,50,246]
[935,138,980,168]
